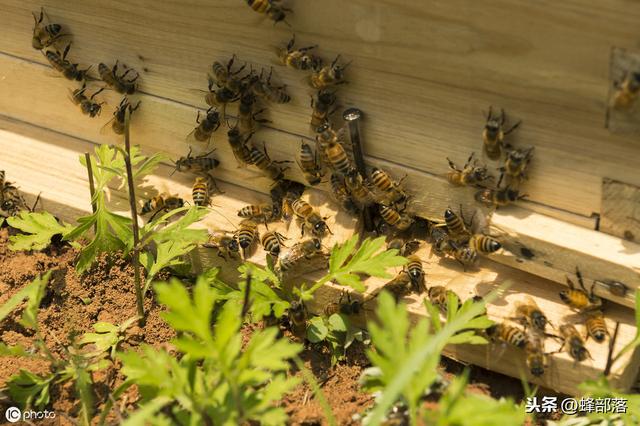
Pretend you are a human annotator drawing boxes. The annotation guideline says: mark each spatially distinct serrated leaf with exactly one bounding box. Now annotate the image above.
[19,272,51,330]
[7,211,74,251]
[329,235,358,273]
[0,274,46,324]
[7,370,55,410]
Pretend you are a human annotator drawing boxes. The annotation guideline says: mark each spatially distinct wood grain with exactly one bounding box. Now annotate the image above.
[1,0,640,217]
[606,47,640,134]
[0,118,638,395]
[601,178,640,242]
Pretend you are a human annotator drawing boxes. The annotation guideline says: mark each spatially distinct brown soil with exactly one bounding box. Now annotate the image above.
[0,226,541,425]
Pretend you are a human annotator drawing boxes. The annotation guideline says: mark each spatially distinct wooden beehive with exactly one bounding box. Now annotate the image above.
[1,0,640,396]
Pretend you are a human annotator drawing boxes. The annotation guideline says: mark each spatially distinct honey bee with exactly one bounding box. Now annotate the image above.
[474,182,526,208]
[260,230,287,257]
[69,83,105,117]
[405,254,425,293]
[427,286,461,314]
[288,300,307,336]
[98,61,139,95]
[324,290,363,317]
[525,333,547,377]
[447,241,478,269]
[468,234,501,254]
[370,168,408,206]
[501,147,534,183]
[310,90,337,129]
[32,7,67,50]
[203,230,240,260]
[309,55,350,90]
[237,203,279,223]
[204,77,239,113]
[379,204,413,231]
[344,170,374,206]
[298,141,324,186]
[191,177,210,207]
[44,43,91,81]
[559,268,603,312]
[329,173,359,215]
[188,107,221,144]
[383,270,412,299]
[227,127,255,166]
[513,296,548,332]
[584,310,608,343]
[325,141,353,176]
[249,144,290,181]
[557,324,591,362]
[486,322,527,348]
[387,238,420,257]
[140,195,185,219]
[443,207,472,243]
[0,175,30,218]
[291,198,331,236]
[276,35,322,71]
[277,238,323,272]
[270,179,306,214]
[238,92,269,134]
[250,68,291,104]
[235,219,259,252]
[173,148,219,174]
[612,71,640,110]
[245,0,291,25]
[210,55,246,93]
[101,97,141,135]
[446,153,493,187]
[482,106,521,160]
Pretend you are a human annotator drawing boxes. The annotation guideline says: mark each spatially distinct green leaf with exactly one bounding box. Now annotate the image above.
[7,211,74,251]
[7,370,55,410]
[328,314,348,333]
[18,272,51,330]
[121,396,172,426]
[329,235,359,274]
[307,316,329,343]
[0,343,31,357]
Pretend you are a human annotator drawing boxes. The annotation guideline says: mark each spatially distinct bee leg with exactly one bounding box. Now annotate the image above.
[286,34,296,51]
[62,42,71,60]
[504,120,522,135]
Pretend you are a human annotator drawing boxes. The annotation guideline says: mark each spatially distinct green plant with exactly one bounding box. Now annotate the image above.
[361,289,496,426]
[78,316,139,359]
[116,274,302,425]
[6,211,75,251]
[307,313,369,365]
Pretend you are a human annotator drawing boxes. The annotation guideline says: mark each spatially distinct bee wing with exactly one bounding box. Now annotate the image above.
[99,115,117,135]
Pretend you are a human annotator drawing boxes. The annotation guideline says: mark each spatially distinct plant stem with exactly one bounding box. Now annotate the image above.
[84,152,97,232]
[122,108,145,324]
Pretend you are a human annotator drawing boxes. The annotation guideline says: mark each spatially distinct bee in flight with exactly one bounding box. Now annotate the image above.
[612,71,640,110]
[446,152,493,187]
[45,43,91,81]
[32,7,67,50]
[173,148,219,174]
[482,106,521,160]
[245,0,292,25]
[98,61,139,95]
[69,83,105,117]
[559,267,603,313]
[101,97,141,135]
[203,230,240,261]
[188,107,221,145]
[276,34,322,71]
[309,55,351,90]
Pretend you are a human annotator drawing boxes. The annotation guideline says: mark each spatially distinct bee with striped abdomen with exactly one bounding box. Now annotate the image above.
[560,267,603,313]
[383,270,412,299]
[584,310,608,343]
[446,153,492,187]
[513,296,548,333]
[405,254,425,293]
[310,90,337,130]
[238,92,269,134]
[44,43,91,82]
[277,238,323,272]
[173,148,219,174]
[525,333,547,377]
[276,35,322,71]
[188,107,221,145]
[203,230,240,260]
[329,173,359,215]
[427,286,461,314]
[140,195,185,220]
[32,7,67,50]
[237,203,279,223]
[98,61,139,95]
[447,240,478,270]
[379,204,413,231]
[501,147,534,183]
[468,234,501,254]
[482,106,521,160]
[486,322,527,349]
[250,68,291,104]
[204,77,240,110]
[288,300,307,337]
[260,230,287,257]
[227,127,254,166]
[612,71,640,110]
[191,177,210,206]
[324,140,353,176]
[210,55,246,94]
[249,143,290,181]
[298,141,324,186]
[291,198,331,237]
[101,97,141,135]
[557,324,590,362]
[344,170,374,207]
[443,207,472,244]
[235,219,259,255]
[309,55,350,90]
[370,167,408,206]
[387,238,420,257]
[69,83,105,117]
[324,290,364,317]
[245,0,291,25]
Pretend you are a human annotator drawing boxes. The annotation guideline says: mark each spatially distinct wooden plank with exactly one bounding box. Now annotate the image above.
[1,119,638,395]
[1,0,640,217]
[606,47,640,134]
[489,210,640,309]
[601,178,640,242]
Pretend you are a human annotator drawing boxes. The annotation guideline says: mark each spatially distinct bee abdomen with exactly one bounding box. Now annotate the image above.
[470,235,501,254]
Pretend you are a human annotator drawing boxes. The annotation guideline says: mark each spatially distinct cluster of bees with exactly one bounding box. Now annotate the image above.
[0,171,31,219]
[34,8,142,130]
